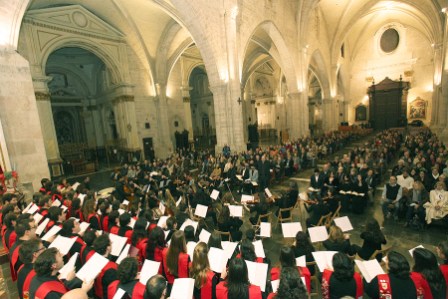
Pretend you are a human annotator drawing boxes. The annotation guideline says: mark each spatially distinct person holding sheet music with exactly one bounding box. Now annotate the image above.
[83,199,100,230]
[309,168,325,199]
[162,230,190,291]
[293,232,316,276]
[238,239,264,264]
[270,246,311,293]
[217,206,243,242]
[352,218,387,262]
[2,212,17,251]
[216,257,262,299]
[190,242,220,299]
[131,218,149,266]
[10,218,37,281]
[323,226,353,255]
[164,216,177,242]
[208,231,223,250]
[411,248,447,299]
[46,206,66,233]
[351,174,368,214]
[17,238,44,299]
[59,218,85,268]
[107,257,145,299]
[321,252,363,299]
[92,235,118,299]
[144,226,166,274]
[323,171,339,195]
[267,266,308,299]
[364,251,424,299]
[144,275,167,299]
[117,213,134,244]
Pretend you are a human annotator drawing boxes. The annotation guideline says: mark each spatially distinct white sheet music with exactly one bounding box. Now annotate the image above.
[199,229,211,243]
[221,241,238,260]
[109,233,128,256]
[112,288,126,299]
[41,225,62,241]
[251,181,258,187]
[187,241,197,258]
[36,218,50,236]
[259,222,271,238]
[333,216,354,232]
[245,260,269,292]
[170,278,195,299]
[308,226,329,243]
[58,252,78,280]
[33,213,43,225]
[76,252,109,282]
[265,188,273,198]
[281,222,303,238]
[71,182,80,191]
[118,208,125,215]
[229,205,243,217]
[122,200,129,206]
[116,244,130,264]
[241,194,254,203]
[139,259,161,285]
[296,255,306,267]
[195,204,208,218]
[271,279,280,293]
[180,219,199,233]
[51,199,62,207]
[176,197,182,207]
[159,202,166,215]
[253,240,265,258]
[129,217,136,229]
[208,247,226,273]
[210,189,220,200]
[236,175,243,181]
[77,194,86,206]
[355,259,385,283]
[79,222,90,235]
[311,251,337,272]
[409,245,424,256]
[157,216,168,228]
[49,235,76,256]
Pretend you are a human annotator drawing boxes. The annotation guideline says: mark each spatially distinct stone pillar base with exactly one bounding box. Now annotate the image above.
[48,159,64,178]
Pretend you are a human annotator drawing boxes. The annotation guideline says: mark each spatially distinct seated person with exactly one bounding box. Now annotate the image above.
[323,225,353,255]
[352,218,387,261]
[304,198,330,227]
[404,181,428,228]
[381,176,402,220]
[424,182,448,224]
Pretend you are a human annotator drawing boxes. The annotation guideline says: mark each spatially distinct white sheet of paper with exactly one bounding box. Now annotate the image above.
[229,205,243,217]
[199,229,211,243]
[221,241,238,260]
[170,278,195,299]
[265,188,273,198]
[139,259,161,285]
[41,225,62,241]
[312,251,337,272]
[159,181,164,188]
[241,195,254,203]
[259,222,271,238]
[355,259,385,283]
[333,216,354,232]
[296,255,307,267]
[60,205,68,213]
[245,260,269,292]
[176,197,182,207]
[208,247,226,273]
[308,226,329,243]
[79,222,90,235]
[118,208,125,215]
[33,213,43,225]
[109,233,128,256]
[210,189,220,200]
[271,279,280,293]
[71,182,80,191]
[236,175,243,181]
[116,244,130,265]
[58,252,78,280]
[195,204,208,218]
[77,194,86,206]
[49,235,76,256]
[186,241,197,258]
[22,202,33,214]
[159,202,166,215]
[281,222,303,238]
[157,216,168,228]
[51,199,62,207]
[36,218,50,236]
[253,240,265,258]
[76,252,109,282]
[409,245,424,256]
[112,288,126,299]
[251,181,258,186]
[129,218,136,229]
[122,200,129,206]
[180,219,199,233]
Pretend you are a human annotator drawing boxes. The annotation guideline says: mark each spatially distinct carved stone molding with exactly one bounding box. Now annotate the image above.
[113,95,134,103]
[35,92,50,101]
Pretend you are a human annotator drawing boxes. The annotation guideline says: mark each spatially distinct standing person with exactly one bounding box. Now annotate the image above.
[412,248,447,299]
[17,239,44,299]
[321,253,363,299]
[92,235,118,299]
[364,251,424,299]
[162,230,189,292]
[144,275,167,299]
[189,242,219,299]
[352,218,387,261]
[293,232,316,275]
[216,258,262,299]
[258,154,271,191]
[267,267,308,299]
[145,226,166,274]
[107,257,145,299]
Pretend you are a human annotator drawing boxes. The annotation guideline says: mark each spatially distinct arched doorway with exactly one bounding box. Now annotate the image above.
[46,47,120,175]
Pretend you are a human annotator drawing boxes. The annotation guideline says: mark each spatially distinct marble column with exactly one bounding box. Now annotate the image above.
[287,92,309,140]
[0,49,49,190]
[113,95,141,159]
[153,83,173,157]
[182,96,194,142]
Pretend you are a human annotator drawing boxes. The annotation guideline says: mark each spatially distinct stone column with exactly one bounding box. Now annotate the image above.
[0,49,50,190]
[322,98,333,132]
[182,95,194,142]
[287,92,309,140]
[113,95,141,160]
[153,83,173,157]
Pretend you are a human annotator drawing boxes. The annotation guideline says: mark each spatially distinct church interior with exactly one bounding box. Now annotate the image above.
[1,0,448,298]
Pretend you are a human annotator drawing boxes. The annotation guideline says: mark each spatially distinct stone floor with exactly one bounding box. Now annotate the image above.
[1,133,447,298]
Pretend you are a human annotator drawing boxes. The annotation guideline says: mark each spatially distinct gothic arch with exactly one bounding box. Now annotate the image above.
[308,49,331,99]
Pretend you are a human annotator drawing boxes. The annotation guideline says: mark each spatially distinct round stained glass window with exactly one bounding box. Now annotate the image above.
[380,28,400,53]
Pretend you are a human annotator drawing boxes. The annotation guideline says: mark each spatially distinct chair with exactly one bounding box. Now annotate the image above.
[315,212,332,227]
[306,261,319,298]
[253,212,272,236]
[328,202,342,225]
[278,207,294,223]
[215,230,232,242]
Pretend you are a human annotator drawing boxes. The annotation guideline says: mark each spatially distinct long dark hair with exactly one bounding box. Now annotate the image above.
[240,239,257,262]
[294,231,314,254]
[279,246,296,269]
[387,251,410,279]
[218,205,230,224]
[146,226,165,260]
[276,266,307,299]
[131,218,148,246]
[226,258,249,299]
[166,230,186,276]
[364,218,384,244]
[412,248,445,293]
[332,252,354,281]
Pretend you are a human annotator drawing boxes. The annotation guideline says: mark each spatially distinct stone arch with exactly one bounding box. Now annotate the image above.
[0,0,32,49]
[242,20,297,92]
[308,49,331,99]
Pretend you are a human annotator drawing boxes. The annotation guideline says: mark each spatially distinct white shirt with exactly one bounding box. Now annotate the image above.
[397,175,414,190]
